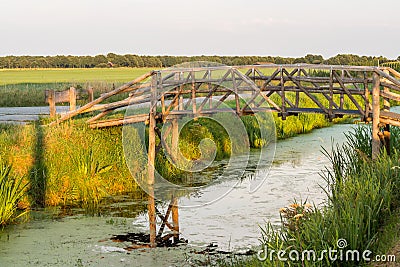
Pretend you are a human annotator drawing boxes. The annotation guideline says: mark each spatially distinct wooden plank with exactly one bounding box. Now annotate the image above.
[380,110,400,121]
[89,114,149,128]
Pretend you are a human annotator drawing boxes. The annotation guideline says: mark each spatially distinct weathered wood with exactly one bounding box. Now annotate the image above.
[69,87,76,111]
[89,114,149,128]
[332,71,365,116]
[148,75,158,248]
[232,69,240,114]
[328,69,334,120]
[171,196,179,243]
[364,71,370,121]
[283,69,329,114]
[49,71,154,126]
[384,124,390,156]
[171,119,179,161]
[372,72,381,160]
[155,205,174,236]
[47,90,56,118]
[87,87,94,102]
[280,67,286,119]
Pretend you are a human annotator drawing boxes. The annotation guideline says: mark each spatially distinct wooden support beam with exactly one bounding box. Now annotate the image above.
[280,67,286,119]
[283,69,329,114]
[48,90,56,118]
[69,87,77,111]
[372,72,381,160]
[232,69,240,115]
[87,87,94,102]
[155,206,174,236]
[332,71,365,116]
[171,119,179,160]
[191,71,197,116]
[171,196,179,243]
[364,71,370,121]
[328,69,334,120]
[147,74,158,248]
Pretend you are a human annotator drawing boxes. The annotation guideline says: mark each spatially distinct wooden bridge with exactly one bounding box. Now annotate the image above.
[50,64,400,247]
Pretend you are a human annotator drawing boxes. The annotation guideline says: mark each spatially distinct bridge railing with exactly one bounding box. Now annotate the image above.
[48,64,400,131]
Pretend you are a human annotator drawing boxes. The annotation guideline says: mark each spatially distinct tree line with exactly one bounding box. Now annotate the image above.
[0,53,399,69]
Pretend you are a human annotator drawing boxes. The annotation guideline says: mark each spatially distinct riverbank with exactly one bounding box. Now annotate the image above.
[226,126,400,266]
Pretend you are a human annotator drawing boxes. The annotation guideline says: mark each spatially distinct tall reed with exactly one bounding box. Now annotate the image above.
[244,126,400,266]
[0,160,28,226]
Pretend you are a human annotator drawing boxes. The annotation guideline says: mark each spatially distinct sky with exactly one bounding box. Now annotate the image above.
[0,0,399,59]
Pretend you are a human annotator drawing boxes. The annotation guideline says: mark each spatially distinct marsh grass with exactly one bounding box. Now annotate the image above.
[0,160,28,226]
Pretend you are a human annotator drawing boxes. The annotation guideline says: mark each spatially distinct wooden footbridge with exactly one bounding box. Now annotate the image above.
[50,64,400,247]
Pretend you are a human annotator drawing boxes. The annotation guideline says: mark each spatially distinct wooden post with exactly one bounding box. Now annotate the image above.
[179,96,183,111]
[384,124,390,156]
[372,72,381,160]
[364,71,370,122]
[191,71,197,117]
[69,87,77,111]
[382,70,391,155]
[87,87,94,102]
[147,74,158,247]
[232,69,240,115]
[48,90,56,118]
[171,119,179,161]
[328,68,334,121]
[171,196,179,244]
[208,70,213,109]
[280,67,286,120]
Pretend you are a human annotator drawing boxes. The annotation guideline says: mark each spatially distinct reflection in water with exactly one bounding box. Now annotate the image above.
[0,124,355,266]
[133,124,354,251]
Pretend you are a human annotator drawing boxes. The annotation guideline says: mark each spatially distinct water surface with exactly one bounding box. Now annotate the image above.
[0,123,355,266]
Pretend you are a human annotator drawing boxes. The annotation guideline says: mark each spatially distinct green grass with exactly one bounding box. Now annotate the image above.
[0,68,153,85]
[0,160,28,226]
[0,68,153,107]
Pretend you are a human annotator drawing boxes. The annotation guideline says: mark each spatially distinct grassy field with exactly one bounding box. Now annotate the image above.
[0,68,153,85]
[0,68,155,106]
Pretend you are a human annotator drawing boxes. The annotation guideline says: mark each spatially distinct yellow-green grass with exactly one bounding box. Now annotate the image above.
[0,67,153,86]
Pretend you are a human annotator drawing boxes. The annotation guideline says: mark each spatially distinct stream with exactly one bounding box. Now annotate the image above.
[0,123,356,266]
